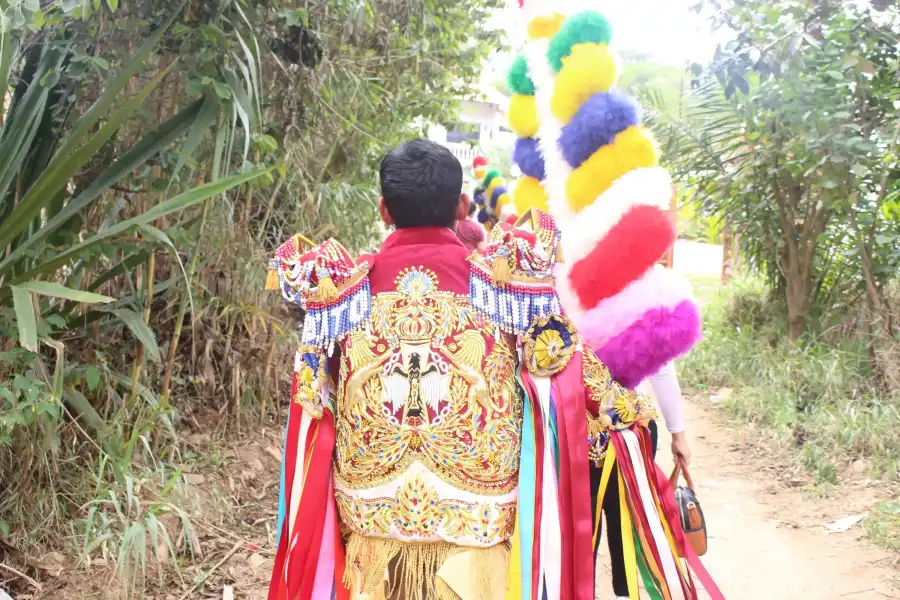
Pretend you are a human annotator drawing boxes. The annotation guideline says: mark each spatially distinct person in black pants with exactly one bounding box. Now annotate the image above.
[590,421,659,599]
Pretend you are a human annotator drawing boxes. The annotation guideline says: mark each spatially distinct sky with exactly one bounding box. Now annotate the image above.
[488,0,723,70]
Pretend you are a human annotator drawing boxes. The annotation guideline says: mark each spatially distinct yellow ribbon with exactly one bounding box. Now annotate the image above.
[505,516,522,600]
[592,444,617,548]
[618,474,640,600]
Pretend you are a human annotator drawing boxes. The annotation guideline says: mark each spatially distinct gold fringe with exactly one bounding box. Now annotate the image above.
[317,274,338,301]
[555,240,564,263]
[265,268,280,291]
[344,535,509,600]
[491,256,512,286]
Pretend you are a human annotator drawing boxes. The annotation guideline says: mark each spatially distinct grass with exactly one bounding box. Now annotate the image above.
[685,272,721,307]
[866,500,900,552]
[680,276,900,547]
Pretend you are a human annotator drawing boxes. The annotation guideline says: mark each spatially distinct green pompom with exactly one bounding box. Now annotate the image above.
[547,11,613,72]
[482,169,501,189]
[507,54,535,96]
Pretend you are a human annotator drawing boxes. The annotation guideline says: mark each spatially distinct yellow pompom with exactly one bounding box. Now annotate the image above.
[528,13,566,39]
[551,43,618,124]
[509,94,539,138]
[474,167,487,180]
[514,176,549,214]
[566,126,659,212]
[495,193,511,213]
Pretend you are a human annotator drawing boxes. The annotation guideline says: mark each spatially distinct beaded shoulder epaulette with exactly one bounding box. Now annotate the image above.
[468,208,564,336]
[266,234,371,350]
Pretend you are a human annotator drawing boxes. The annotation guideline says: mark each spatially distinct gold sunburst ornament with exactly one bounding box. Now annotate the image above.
[523,314,577,376]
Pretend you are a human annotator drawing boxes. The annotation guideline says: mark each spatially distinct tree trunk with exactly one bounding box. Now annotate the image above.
[785,264,810,340]
[778,205,814,341]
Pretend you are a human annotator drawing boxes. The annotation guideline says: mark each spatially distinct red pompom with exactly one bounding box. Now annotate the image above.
[505,214,518,225]
[473,156,488,168]
[568,206,675,310]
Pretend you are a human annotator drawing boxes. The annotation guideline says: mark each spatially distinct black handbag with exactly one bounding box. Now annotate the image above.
[669,462,708,557]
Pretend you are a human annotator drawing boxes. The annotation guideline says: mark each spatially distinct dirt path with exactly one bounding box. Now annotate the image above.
[607,396,899,600]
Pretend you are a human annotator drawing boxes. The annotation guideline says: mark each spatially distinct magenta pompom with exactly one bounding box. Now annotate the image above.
[594,300,702,389]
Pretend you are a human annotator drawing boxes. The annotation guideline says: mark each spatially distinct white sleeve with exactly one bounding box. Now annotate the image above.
[647,362,686,433]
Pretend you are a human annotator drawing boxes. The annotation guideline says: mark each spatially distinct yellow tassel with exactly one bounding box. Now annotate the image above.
[492,255,512,286]
[555,241,564,263]
[317,274,338,300]
[265,268,280,291]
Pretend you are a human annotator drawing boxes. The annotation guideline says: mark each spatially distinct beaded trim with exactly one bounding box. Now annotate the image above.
[301,275,372,348]
[468,260,562,334]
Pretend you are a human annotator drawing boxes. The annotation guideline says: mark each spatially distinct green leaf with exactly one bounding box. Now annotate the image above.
[6,167,268,285]
[169,94,219,186]
[16,281,114,303]
[0,48,64,207]
[0,99,204,275]
[112,309,160,361]
[10,286,37,352]
[139,224,193,310]
[56,5,183,160]
[0,60,174,253]
[85,366,101,392]
[106,0,119,11]
[63,388,105,433]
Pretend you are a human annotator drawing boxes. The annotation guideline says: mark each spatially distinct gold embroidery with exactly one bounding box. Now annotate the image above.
[335,477,516,543]
[334,268,522,508]
[583,347,657,467]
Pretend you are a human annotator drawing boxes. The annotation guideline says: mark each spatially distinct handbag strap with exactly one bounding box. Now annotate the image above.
[668,460,696,490]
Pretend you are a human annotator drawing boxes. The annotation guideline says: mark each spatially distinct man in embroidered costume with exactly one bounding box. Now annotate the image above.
[265,139,721,600]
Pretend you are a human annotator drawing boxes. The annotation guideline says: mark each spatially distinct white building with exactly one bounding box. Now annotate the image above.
[426,84,517,182]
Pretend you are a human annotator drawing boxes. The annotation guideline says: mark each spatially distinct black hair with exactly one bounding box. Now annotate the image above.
[468,200,477,217]
[379,139,463,228]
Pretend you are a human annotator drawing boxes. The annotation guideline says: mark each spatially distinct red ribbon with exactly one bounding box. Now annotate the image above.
[609,431,668,593]
[267,410,336,600]
[551,352,594,600]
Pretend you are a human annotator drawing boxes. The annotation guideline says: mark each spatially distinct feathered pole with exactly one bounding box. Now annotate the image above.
[518,2,702,389]
[472,156,516,228]
[510,3,723,599]
[507,51,550,217]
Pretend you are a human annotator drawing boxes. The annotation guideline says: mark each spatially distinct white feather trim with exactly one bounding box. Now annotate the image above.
[559,166,672,264]
[554,261,584,321]
[524,37,575,231]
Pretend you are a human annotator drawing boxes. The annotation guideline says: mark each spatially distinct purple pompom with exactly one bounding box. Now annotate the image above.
[513,137,546,180]
[490,185,507,208]
[558,89,642,169]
